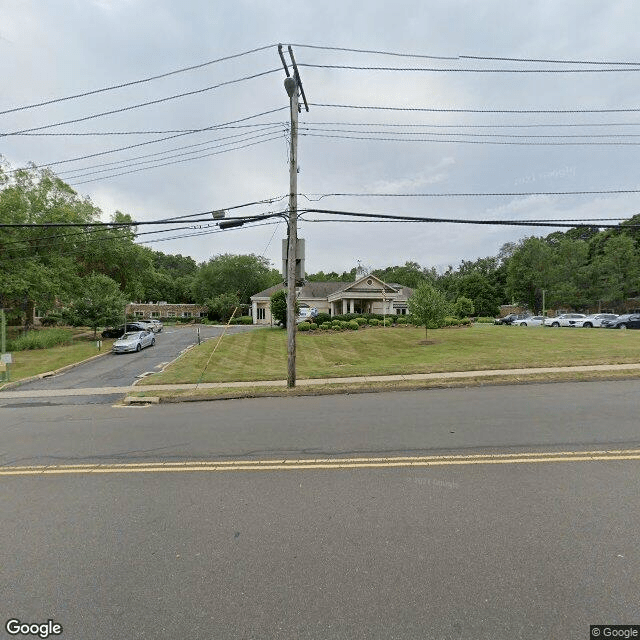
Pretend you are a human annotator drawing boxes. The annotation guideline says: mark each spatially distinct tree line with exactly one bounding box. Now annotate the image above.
[2,165,639,331]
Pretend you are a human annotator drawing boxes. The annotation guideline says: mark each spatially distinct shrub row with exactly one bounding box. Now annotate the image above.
[229,316,253,325]
[8,328,75,351]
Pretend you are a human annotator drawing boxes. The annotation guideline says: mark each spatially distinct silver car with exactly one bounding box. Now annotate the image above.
[545,313,587,327]
[517,316,545,326]
[112,331,155,353]
[573,313,618,328]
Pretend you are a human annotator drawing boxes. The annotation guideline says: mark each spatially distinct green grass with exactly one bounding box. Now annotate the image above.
[141,324,640,385]
[1,332,114,383]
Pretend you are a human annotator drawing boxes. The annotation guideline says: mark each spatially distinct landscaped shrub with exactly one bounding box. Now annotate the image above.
[8,328,74,351]
[348,320,359,330]
[314,313,332,325]
[381,318,394,327]
[308,322,318,330]
[475,317,495,323]
[460,317,472,326]
[395,316,408,324]
[298,322,311,331]
[369,318,380,326]
[320,322,332,330]
[355,317,367,325]
[444,316,460,327]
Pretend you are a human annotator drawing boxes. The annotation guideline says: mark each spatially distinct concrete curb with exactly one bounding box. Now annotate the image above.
[0,348,111,391]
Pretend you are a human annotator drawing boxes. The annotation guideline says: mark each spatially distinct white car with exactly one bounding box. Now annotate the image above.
[145,319,163,333]
[573,314,618,328]
[545,313,587,327]
[112,331,155,353]
[517,316,545,326]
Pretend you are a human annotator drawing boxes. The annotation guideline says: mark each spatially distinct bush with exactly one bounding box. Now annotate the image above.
[308,322,318,330]
[381,318,394,327]
[298,322,311,331]
[395,316,408,324]
[8,328,74,351]
[314,313,332,326]
[475,316,495,323]
[347,320,359,330]
[320,322,332,330]
[369,318,380,326]
[39,315,62,327]
[229,316,252,325]
[355,317,367,325]
[460,317,472,326]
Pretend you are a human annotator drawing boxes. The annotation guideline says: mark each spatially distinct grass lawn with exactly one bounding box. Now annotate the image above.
[141,324,640,385]
[1,332,113,384]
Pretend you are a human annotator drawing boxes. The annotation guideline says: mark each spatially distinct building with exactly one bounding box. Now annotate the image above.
[126,302,208,320]
[250,274,413,325]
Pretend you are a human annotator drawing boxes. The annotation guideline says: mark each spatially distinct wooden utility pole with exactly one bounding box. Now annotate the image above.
[285,75,298,388]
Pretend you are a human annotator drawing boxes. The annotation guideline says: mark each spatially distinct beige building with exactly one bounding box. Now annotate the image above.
[126,302,208,319]
[250,275,413,325]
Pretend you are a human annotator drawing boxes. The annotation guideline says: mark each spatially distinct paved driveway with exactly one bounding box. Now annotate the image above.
[3,324,260,405]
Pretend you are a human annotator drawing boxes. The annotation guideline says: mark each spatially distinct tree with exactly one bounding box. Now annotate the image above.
[192,254,280,305]
[454,296,475,319]
[270,289,298,328]
[206,292,241,322]
[70,273,127,337]
[408,283,450,340]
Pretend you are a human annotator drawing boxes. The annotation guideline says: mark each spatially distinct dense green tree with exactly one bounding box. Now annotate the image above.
[270,289,298,327]
[408,283,450,340]
[192,254,280,305]
[68,273,127,337]
[454,296,474,319]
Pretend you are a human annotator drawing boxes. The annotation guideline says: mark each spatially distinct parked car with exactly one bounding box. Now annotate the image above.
[517,316,545,326]
[145,319,163,333]
[112,331,155,353]
[600,314,640,330]
[494,313,527,325]
[545,313,587,327]
[573,313,618,328]
[101,323,149,338]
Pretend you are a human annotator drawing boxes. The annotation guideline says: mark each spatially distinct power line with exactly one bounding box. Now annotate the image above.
[311,103,640,114]
[303,120,640,129]
[1,68,282,136]
[299,63,640,73]
[300,131,640,146]
[282,43,458,60]
[68,134,285,185]
[58,126,285,178]
[7,107,288,173]
[459,54,640,66]
[0,44,277,116]
[301,190,640,199]
[300,207,640,229]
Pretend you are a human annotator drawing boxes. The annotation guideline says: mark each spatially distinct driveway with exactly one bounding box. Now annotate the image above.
[3,324,260,406]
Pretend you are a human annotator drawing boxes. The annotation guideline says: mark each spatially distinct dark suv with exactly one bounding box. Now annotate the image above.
[101,323,150,338]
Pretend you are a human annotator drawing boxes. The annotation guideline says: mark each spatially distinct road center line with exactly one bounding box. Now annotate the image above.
[1,449,639,476]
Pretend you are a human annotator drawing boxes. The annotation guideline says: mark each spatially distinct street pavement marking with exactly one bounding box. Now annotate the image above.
[1,448,639,476]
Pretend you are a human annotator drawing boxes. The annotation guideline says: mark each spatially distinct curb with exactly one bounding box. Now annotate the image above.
[0,348,111,391]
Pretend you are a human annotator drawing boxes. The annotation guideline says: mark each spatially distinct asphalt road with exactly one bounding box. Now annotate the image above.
[1,381,639,639]
[3,324,259,406]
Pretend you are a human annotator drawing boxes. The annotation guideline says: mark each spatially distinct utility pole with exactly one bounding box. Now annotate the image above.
[279,44,308,388]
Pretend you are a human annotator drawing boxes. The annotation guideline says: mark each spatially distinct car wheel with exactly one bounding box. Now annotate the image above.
[583,322,593,328]
[136,343,142,351]
[551,322,560,327]
[520,322,527,326]
[619,324,627,330]
[151,338,155,346]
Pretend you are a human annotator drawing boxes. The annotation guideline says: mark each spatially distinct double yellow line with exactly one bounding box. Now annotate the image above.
[1,448,639,476]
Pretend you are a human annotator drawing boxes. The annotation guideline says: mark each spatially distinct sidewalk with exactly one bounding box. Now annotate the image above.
[1,363,639,398]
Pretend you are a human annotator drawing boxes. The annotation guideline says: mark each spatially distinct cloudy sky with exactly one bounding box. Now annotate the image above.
[2,0,640,274]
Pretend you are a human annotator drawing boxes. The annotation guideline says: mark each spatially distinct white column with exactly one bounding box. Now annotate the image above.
[342,299,347,314]
[252,301,258,324]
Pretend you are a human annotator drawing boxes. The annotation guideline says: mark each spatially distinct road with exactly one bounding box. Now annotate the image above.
[1,381,639,639]
[3,324,258,406]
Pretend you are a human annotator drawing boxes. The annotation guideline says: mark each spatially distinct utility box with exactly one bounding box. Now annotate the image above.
[282,238,305,285]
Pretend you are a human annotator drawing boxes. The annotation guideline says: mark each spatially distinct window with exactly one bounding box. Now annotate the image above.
[168,311,176,317]
[183,311,192,318]
[151,311,159,318]
[257,308,266,320]
[135,311,144,317]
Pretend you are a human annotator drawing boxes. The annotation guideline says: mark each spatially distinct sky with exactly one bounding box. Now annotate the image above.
[2,0,640,275]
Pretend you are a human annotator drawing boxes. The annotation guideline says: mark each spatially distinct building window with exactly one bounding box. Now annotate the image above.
[183,311,192,318]
[168,311,176,317]
[135,311,144,317]
[151,311,159,318]
[199,312,207,318]
[257,308,266,320]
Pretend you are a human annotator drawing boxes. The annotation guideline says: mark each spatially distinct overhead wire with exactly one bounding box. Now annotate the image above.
[310,103,640,114]
[1,68,282,136]
[299,63,640,73]
[0,44,277,116]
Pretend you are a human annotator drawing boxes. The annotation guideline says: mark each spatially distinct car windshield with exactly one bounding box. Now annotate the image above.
[121,332,140,339]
